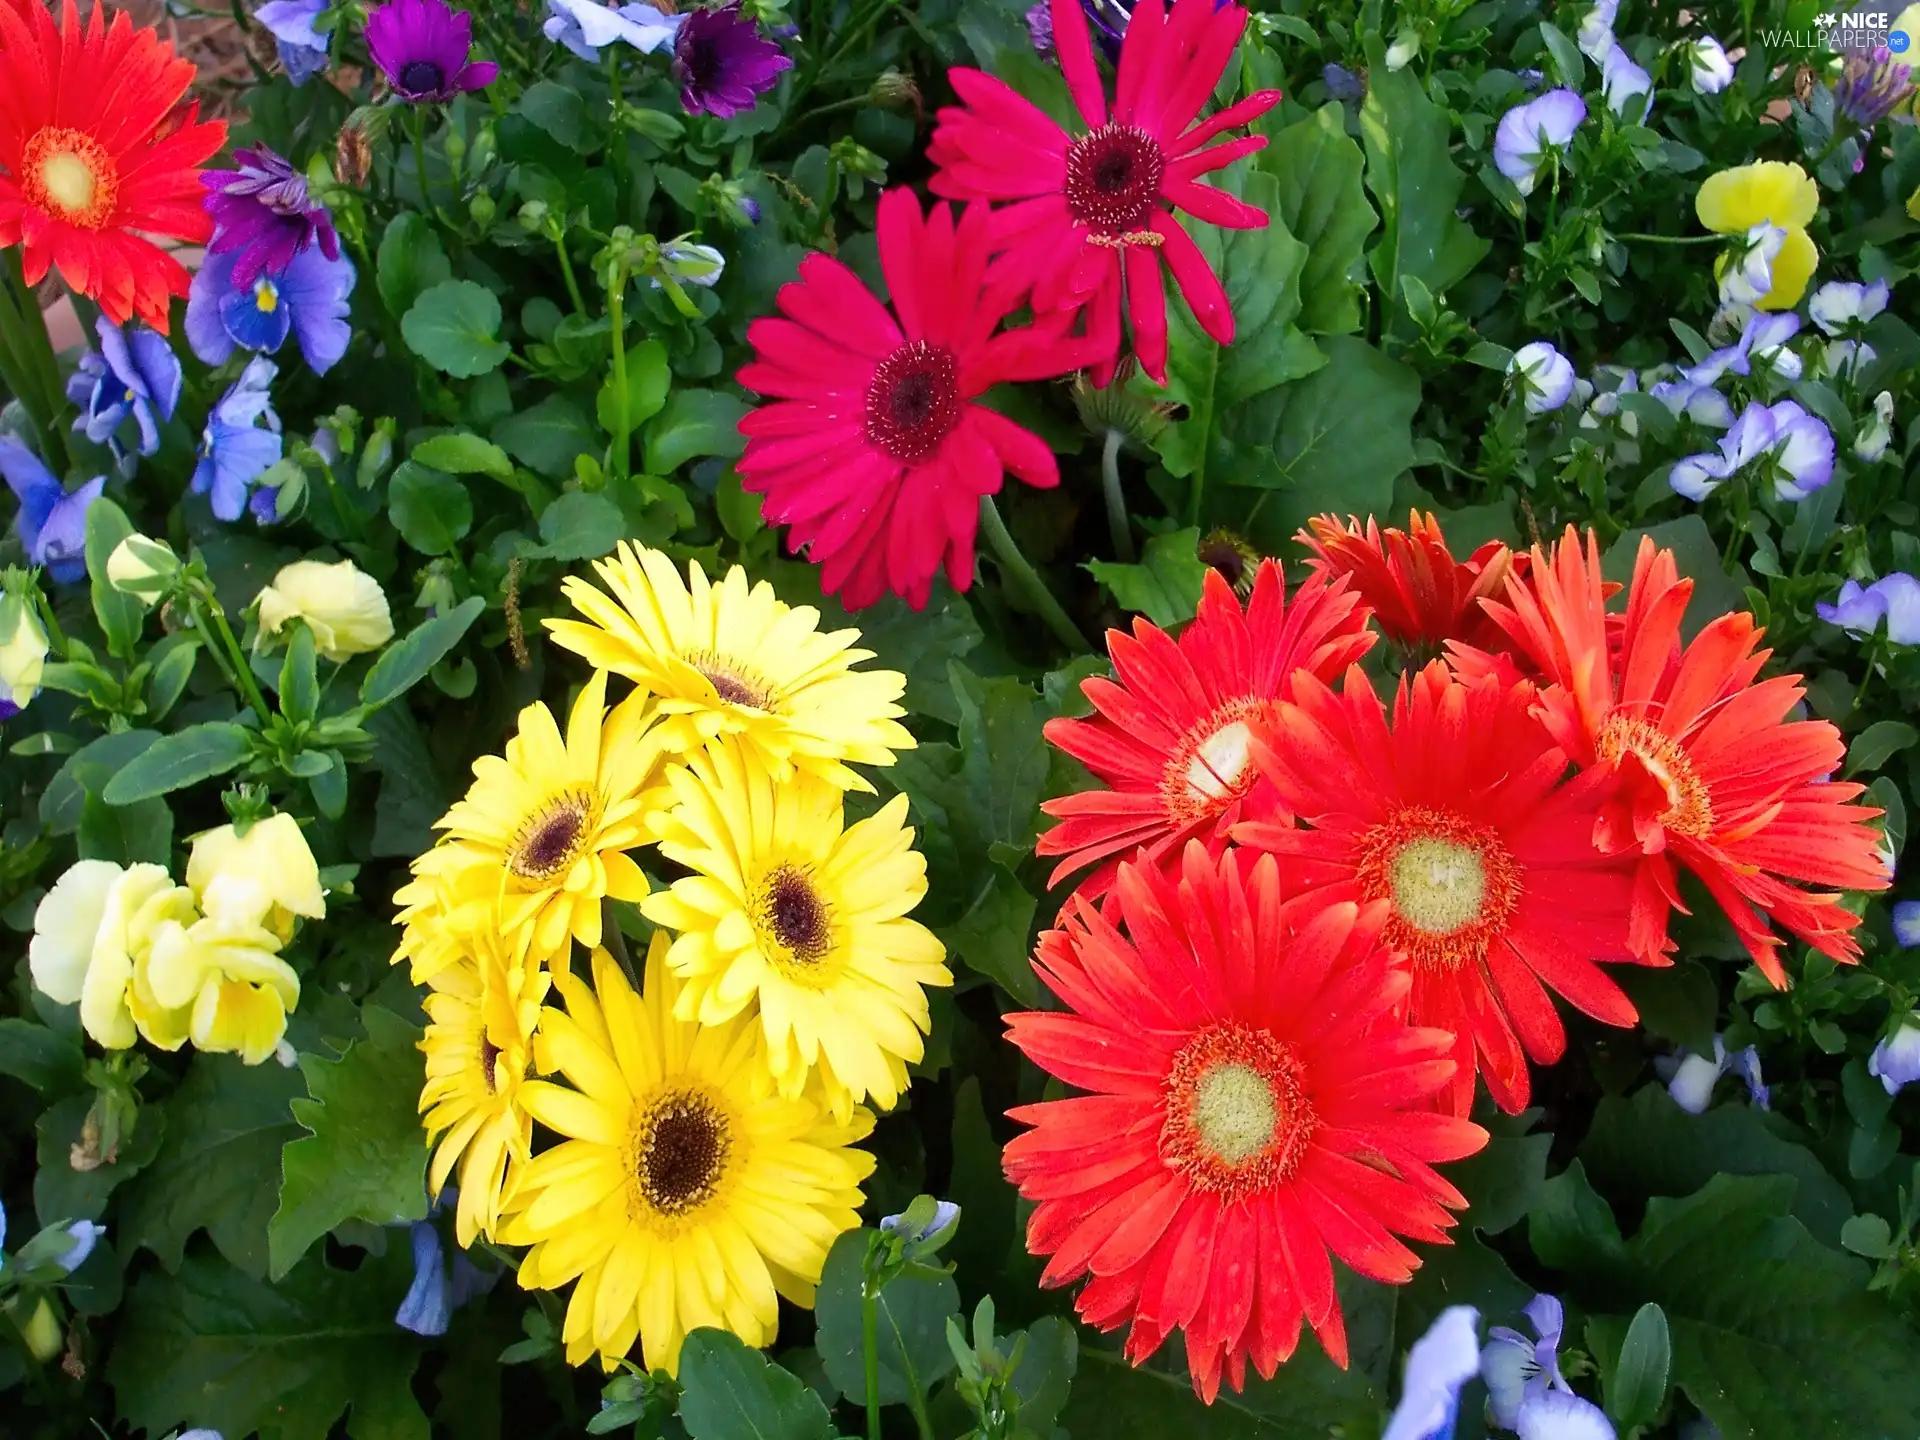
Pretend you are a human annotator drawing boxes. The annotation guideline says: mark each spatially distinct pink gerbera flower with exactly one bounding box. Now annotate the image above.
[927,0,1280,384]
[735,187,1094,610]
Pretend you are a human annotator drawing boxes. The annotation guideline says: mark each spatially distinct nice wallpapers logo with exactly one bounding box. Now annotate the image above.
[1762,8,1904,49]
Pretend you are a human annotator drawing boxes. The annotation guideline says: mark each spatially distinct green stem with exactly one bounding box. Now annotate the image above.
[554,232,588,317]
[861,1281,882,1440]
[407,107,447,227]
[1612,231,1723,244]
[197,595,273,721]
[1100,429,1134,562]
[607,257,632,480]
[978,496,1089,651]
[0,257,68,470]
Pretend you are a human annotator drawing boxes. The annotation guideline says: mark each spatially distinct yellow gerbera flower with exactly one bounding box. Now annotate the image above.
[1695,160,1820,311]
[544,542,914,792]
[392,669,669,977]
[500,940,874,1374]
[639,741,950,1120]
[421,922,550,1246]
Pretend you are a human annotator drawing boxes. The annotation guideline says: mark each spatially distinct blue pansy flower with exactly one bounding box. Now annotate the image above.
[1516,1390,1616,1439]
[186,247,356,378]
[879,1199,961,1244]
[65,315,183,464]
[1817,573,1920,645]
[1384,1305,1481,1440]
[394,1189,499,1336]
[255,0,331,83]
[0,438,107,584]
[1892,899,1920,948]
[58,1220,105,1274]
[1869,1021,1920,1095]
[1671,399,1833,502]
[191,358,285,524]
[1481,1295,1618,1437]
[542,0,682,62]
[1664,1035,1768,1114]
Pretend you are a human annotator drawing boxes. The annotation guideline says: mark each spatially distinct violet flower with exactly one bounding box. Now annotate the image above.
[1810,278,1889,379]
[1687,35,1734,94]
[671,5,791,118]
[1817,573,1920,644]
[191,358,285,524]
[1684,309,1802,387]
[1576,0,1617,63]
[1508,341,1576,412]
[1670,399,1833,502]
[542,0,682,63]
[66,315,182,462]
[1895,901,1920,948]
[1666,1035,1769,1114]
[255,0,330,84]
[1601,42,1654,120]
[1870,1022,1920,1096]
[1833,46,1916,130]
[1493,89,1587,196]
[1384,1306,1480,1440]
[186,245,356,377]
[365,0,499,102]
[1025,0,1053,56]
[203,146,341,290]
[0,439,105,584]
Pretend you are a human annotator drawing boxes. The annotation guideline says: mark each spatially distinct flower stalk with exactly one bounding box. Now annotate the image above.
[978,496,1089,650]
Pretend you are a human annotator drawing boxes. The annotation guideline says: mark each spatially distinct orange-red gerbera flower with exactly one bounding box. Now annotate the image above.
[0,0,225,331]
[1036,560,1372,899]
[1003,843,1485,1401]
[1235,662,1647,1115]
[1300,511,1526,654]
[1476,528,1888,986]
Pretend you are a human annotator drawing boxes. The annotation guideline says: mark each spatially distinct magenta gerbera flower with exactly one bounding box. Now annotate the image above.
[365,0,499,102]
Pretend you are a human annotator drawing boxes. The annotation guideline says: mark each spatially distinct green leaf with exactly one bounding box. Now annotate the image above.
[494,395,597,480]
[41,728,159,833]
[676,1329,838,1440]
[110,1248,427,1440]
[1359,66,1491,334]
[388,461,475,556]
[1258,104,1378,336]
[516,79,595,152]
[1603,517,1744,639]
[410,431,515,481]
[644,388,751,473]
[0,1017,83,1094]
[1086,527,1209,627]
[1448,1123,1550,1235]
[815,1229,960,1405]
[78,790,173,866]
[269,1007,429,1279]
[596,339,672,436]
[1602,1303,1671,1431]
[279,622,319,724]
[119,1053,307,1278]
[361,596,485,709]
[938,864,1041,1007]
[1847,718,1918,775]
[85,496,143,658]
[1063,1346,1370,1438]
[403,279,511,378]
[101,721,253,804]
[952,665,1051,851]
[1614,959,1719,1055]
[533,491,626,561]
[377,211,452,319]
[1528,1160,1626,1271]
[146,638,200,722]
[33,1093,166,1225]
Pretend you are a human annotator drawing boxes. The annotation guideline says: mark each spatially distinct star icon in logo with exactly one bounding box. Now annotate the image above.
[1816,11,1837,25]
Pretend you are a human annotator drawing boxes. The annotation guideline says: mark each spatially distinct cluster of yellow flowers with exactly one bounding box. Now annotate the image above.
[28,814,325,1065]
[396,542,950,1375]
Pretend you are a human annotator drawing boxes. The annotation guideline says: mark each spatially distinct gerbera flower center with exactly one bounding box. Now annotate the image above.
[631,1088,734,1219]
[22,128,118,230]
[1064,124,1166,238]
[865,340,961,463]
[1356,807,1523,973]
[1161,701,1268,822]
[1596,714,1714,837]
[478,1037,503,1095]
[1160,1024,1315,1201]
[399,59,447,94]
[685,648,777,711]
[508,788,597,881]
[754,864,835,978]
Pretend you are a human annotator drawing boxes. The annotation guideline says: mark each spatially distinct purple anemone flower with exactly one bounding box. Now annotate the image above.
[671,5,792,119]
[65,315,182,462]
[203,146,341,290]
[366,0,500,102]
[186,246,356,377]
[0,439,105,584]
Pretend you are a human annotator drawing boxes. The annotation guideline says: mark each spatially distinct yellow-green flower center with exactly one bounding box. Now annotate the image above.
[1388,837,1488,936]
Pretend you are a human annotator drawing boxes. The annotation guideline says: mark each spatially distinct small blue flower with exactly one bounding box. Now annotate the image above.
[255,0,331,83]
[1666,1035,1768,1114]
[186,247,356,378]
[542,0,682,61]
[1816,573,1920,646]
[1492,90,1587,197]
[1687,36,1734,94]
[1508,341,1576,413]
[1685,309,1801,386]
[1869,1021,1920,1095]
[1384,1305,1481,1440]
[57,1220,105,1274]
[1575,0,1617,61]
[65,315,182,464]
[0,438,107,584]
[1323,62,1366,101]
[880,1199,961,1244]
[1649,374,1736,429]
[191,358,285,524]
[1671,400,1833,502]
[1481,1294,1568,1430]
[396,1219,451,1336]
[1809,277,1890,335]
[1,1195,8,1253]
[650,240,725,290]
[1892,899,1920,947]
[1600,42,1653,120]
[1516,1389,1616,1439]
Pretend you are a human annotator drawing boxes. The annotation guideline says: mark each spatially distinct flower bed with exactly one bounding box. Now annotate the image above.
[0,0,1918,1436]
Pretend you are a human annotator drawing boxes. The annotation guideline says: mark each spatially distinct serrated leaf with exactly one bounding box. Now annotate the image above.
[815,1229,959,1405]
[532,491,626,561]
[33,1093,166,1225]
[676,1329,838,1440]
[101,721,253,804]
[403,280,511,378]
[269,1007,430,1280]
[1258,104,1378,336]
[1087,527,1209,627]
[0,1016,83,1094]
[938,864,1041,1007]
[361,596,485,709]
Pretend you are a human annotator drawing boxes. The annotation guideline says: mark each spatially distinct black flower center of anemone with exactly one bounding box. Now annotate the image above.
[510,790,593,881]
[635,1093,731,1216]
[1064,123,1166,236]
[762,866,830,962]
[684,34,723,88]
[865,340,960,463]
[399,59,447,95]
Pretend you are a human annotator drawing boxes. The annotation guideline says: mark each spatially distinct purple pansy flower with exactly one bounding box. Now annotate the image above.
[671,4,792,118]
[191,358,285,524]
[65,314,182,462]
[1516,1390,1616,1439]
[365,0,499,102]
[203,146,341,291]
[1893,900,1920,947]
[542,0,682,63]
[0,439,106,584]
[393,1188,499,1336]
[1816,573,1920,645]
[1025,0,1054,55]
[1493,89,1587,196]
[1870,1022,1920,1095]
[1481,1294,1569,1429]
[1665,1035,1769,1114]
[1508,341,1576,412]
[255,0,331,84]
[1384,1306,1480,1440]
[1684,309,1802,387]
[1600,41,1654,120]
[186,247,356,377]
[1670,400,1833,502]
[1576,0,1617,62]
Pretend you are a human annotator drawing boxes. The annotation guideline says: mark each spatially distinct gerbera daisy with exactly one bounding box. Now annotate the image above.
[926,0,1281,384]
[420,920,550,1246]
[1475,528,1888,984]
[499,940,875,1373]
[545,541,915,791]
[639,740,951,1120]
[733,186,1097,610]
[0,0,226,332]
[1004,843,1485,1400]
[1300,512,1525,655]
[1234,662,1647,1115]
[1036,560,1372,899]
[392,670,667,976]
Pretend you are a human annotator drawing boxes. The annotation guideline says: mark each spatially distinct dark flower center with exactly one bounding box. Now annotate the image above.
[762,865,830,962]
[865,340,960,463]
[509,790,594,881]
[1064,123,1166,236]
[634,1092,731,1217]
[684,34,723,88]
[478,1038,503,1095]
[399,59,447,95]
[686,648,777,711]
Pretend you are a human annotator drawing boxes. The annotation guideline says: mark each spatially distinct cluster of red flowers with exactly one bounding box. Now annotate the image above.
[735,0,1279,610]
[1009,514,1889,1400]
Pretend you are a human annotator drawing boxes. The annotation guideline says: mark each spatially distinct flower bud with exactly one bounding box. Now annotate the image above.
[1855,390,1895,463]
[19,1296,63,1362]
[253,559,395,662]
[0,589,49,710]
[868,67,921,114]
[469,192,496,228]
[358,419,396,489]
[651,240,725,290]
[335,123,373,189]
[107,534,182,606]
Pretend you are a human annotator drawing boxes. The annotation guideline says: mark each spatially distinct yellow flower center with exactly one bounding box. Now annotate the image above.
[752,864,837,984]
[1356,807,1523,973]
[23,127,117,229]
[1159,1024,1316,1200]
[685,648,778,711]
[1596,714,1714,838]
[508,788,597,881]
[629,1087,734,1224]
[1160,700,1269,823]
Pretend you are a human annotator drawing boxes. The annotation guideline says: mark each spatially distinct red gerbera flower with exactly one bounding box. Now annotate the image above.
[0,0,225,332]
[1301,511,1528,654]
[1235,662,1647,1115]
[735,187,1093,610]
[1036,560,1372,899]
[1476,528,1889,985]
[1004,843,1486,1400]
[926,0,1280,385]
